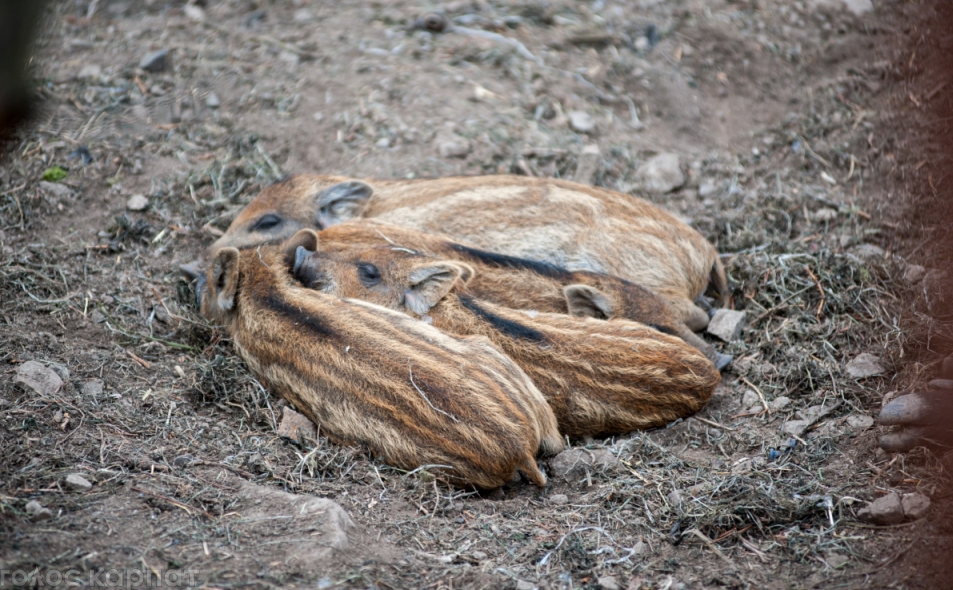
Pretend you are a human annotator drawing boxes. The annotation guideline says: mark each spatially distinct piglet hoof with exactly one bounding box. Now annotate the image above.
[878,391,953,453]
[714,353,732,373]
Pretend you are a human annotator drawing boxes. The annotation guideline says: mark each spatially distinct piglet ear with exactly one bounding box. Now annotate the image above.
[314,181,374,228]
[404,262,465,315]
[205,247,241,315]
[564,284,614,319]
[281,229,320,267]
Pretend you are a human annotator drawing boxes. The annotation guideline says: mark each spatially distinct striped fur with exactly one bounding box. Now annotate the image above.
[310,220,729,369]
[194,174,727,330]
[291,236,721,438]
[197,235,564,489]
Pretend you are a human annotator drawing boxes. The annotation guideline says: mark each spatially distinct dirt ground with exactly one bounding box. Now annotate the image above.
[2,0,950,588]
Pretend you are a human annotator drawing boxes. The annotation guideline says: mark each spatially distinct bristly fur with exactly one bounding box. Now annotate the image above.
[196,174,727,329]
[198,237,563,489]
[294,239,721,439]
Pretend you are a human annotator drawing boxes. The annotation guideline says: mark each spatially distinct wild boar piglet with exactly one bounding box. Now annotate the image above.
[196,231,563,488]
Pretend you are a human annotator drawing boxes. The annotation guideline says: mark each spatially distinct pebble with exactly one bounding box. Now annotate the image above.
[922,269,950,315]
[14,361,64,396]
[516,581,538,590]
[77,64,103,79]
[706,309,746,342]
[25,500,53,521]
[471,550,487,561]
[206,92,221,109]
[549,493,569,505]
[902,263,926,284]
[126,194,149,211]
[848,243,885,263]
[38,181,75,200]
[549,448,620,478]
[65,473,93,492]
[438,139,470,159]
[857,492,904,525]
[811,0,873,16]
[698,180,719,198]
[901,492,930,520]
[845,414,874,430]
[574,144,601,185]
[742,390,760,409]
[173,454,195,467]
[277,406,318,442]
[769,396,791,411]
[814,208,838,222]
[79,379,105,397]
[568,110,596,133]
[293,8,315,22]
[376,137,392,148]
[845,353,884,379]
[635,153,685,194]
[183,4,206,22]
[89,310,106,324]
[666,489,683,506]
[597,576,621,590]
[139,48,169,72]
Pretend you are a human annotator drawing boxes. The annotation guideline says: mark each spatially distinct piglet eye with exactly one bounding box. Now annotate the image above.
[358,263,381,286]
[251,214,281,232]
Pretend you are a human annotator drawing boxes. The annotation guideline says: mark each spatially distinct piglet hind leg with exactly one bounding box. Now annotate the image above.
[878,382,953,453]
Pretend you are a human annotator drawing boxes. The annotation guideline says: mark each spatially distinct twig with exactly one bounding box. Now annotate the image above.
[739,376,770,414]
[692,416,736,431]
[409,366,458,422]
[680,528,734,566]
[450,26,544,67]
[804,265,825,318]
[126,350,152,369]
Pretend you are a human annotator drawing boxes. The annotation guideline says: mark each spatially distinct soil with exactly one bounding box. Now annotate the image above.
[1,0,950,588]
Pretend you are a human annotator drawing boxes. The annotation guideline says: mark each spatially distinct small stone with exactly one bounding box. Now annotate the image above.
[846,353,885,379]
[769,396,791,411]
[634,36,650,51]
[742,390,760,409]
[574,144,601,185]
[126,194,149,211]
[923,269,951,315]
[666,490,682,506]
[278,50,300,66]
[79,379,104,397]
[635,153,685,194]
[826,553,849,568]
[183,4,206,21]
[550,493,569,505]
[811,0,873,16]
[901,493,930,520]
[568,110,597,133]
[139,49,169,72]
[858,492,904,525]
[438,139,470,159]
[698,180,719,198]
[549,448,620,478]
[14,361,64,396]
[598,575,621,590]
[293,8,315,22]
[278,406,317,442]
[706,309,746,342]
[845,414,874,430]
[814,208,838,222]
[471,550,487,561]
[849,243,885,263]
[205,92,221,109]
[25,500,53,521]
[38,181,75,200]
[516,581,537,590]
[77,64,103,79]
[89,310,106,324]
[902,263,926,284]
[376,137,391,148]
[782,419,811,438]
[173,454,195,467]
[65,473,92,492]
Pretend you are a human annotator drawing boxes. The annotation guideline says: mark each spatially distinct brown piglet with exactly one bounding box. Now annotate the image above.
[196,232,563,489]
[291,235,721,439]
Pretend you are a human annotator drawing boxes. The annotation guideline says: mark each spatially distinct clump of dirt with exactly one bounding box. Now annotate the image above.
[1,0,948,588]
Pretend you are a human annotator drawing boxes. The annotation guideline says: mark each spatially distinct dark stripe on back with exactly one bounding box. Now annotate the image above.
[458,295,546,343]
[264,293,336,338]
[648,324,677,336]
[448,243,570,279]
